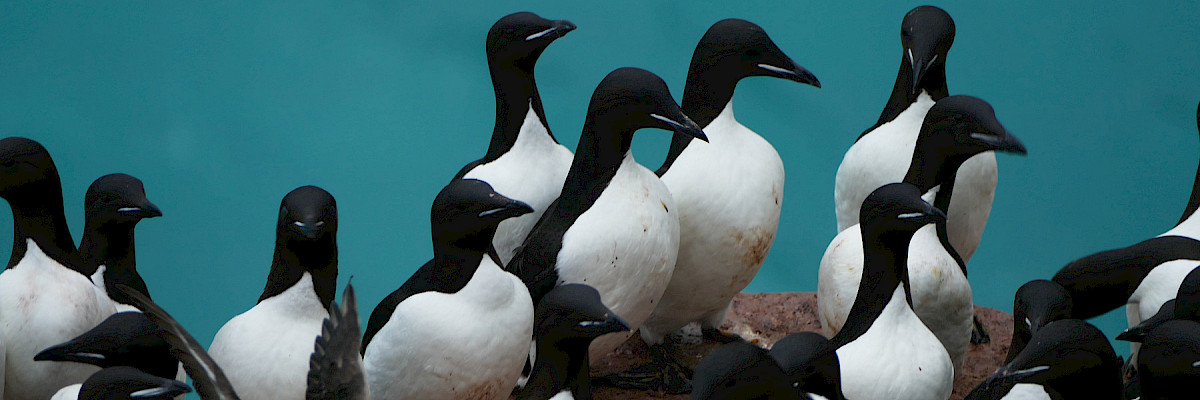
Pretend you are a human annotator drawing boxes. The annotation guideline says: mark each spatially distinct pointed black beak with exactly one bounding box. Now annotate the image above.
[759,58,821,88]
[527,19,576,41]
[584,312,631,336]
[132,378,193,399]
[293,218,325,239]
[907,46,939,95]
[34,341,107,366]
[899,203,946,225]
[119,200,163,218]
[972,127,1027,156]
[650,112,708,143]
[479,198,534,220]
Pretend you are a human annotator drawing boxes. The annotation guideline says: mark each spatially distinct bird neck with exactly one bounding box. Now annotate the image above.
[522,337,592,400]
[260,237,337,307]
[560,121,633,209]
[80,220,152,304]
[832,228,914,348]
[6,184,83,273]
[876,54,948,126]
[484,62,555,162]
[657,68,736,175]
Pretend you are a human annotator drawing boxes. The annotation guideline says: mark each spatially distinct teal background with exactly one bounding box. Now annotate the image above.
[3,0,1199,367]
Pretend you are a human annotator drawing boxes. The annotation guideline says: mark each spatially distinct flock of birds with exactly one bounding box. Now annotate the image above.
[0,5,1198,400]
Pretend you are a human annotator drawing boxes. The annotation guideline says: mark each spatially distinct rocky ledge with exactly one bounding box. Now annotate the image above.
[588,292,1013,400]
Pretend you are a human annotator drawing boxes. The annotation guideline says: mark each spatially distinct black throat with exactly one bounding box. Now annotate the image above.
[657,64,737,175]
[480,57,556,163]
[830,227,915,349]
[80,220,150,304]
[1179,145,1200,226]
[519,337,594,400]
[6,180,85,274]
[860,53,948,139]
[257,235,337,308]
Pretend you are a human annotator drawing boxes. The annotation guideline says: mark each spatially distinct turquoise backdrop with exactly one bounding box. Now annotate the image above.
[3,0,1199,367]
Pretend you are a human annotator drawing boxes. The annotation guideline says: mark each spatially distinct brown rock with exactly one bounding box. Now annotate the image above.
[586,292,1013,400]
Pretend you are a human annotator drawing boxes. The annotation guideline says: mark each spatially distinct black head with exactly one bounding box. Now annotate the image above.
[85,174,162,224]
[691,341,801,400]
[1137,319,1200,399]
[769,332,846,400]
[907,95,1027,188]
[534,283,629,342]
[586,67,708,142]
[486,12,576,71]
[35,311,177,379]
[900,6,955,95]
[859,182,946,235]
[1008,280,1073,362]
[0,137,61,201]
[78,366,192,400]
[690,19,820,88]
[1119,299,1175,344]
[278,186,337,243]
[432,179,533,253]
[987,319,1122,397]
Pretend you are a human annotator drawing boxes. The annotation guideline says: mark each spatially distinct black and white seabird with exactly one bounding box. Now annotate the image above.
[120,280,366,400]
[35,312,179,400]
[515,284,629,400]
[0,137,117,400]
[73,367,191,400]
[769,332,845,400]
[690,341,802,400]
[1053,103,1200,341]
[821,183,954,400]
[454,11,577,266]
[207,186,339,400]
[1119,266,1200,343]
[79,173,163,314]
[643,17,820,347]
[362,179,534,400]
[965,319,1122,400]
[1135,319,1200,400]
[835,6,1002,267]
[506,67,707,361]
[820,95,1026,373]
[1005,280,1073,364]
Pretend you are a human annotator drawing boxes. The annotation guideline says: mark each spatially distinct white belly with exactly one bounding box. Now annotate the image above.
[48,384,79,400]
[836,287,953,400]
[364,260,533,400]
[463,105,574,265]
[556,153,679,360]
[643,102,783,343]
[1126,259,1199,357]
[1000,383,1051,400]
[207,273,328,400]
[0,240,115,400]
[833,92,998,263]
[818,225,973,374]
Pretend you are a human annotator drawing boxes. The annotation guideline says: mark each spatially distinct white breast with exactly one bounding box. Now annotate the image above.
[817,224,973,374]
[556,152,680,361]
[1000,383,1051,400]
[1125,259,1200,360]
[463,102,574,265]
[0,240,116,400]
[833,92,999,263]
[836,287,953,400]
[363,259,533,400]
[49,384,79,400]
[642,101,784,344]
[207,272,329,400]
[1159,211,1200,240]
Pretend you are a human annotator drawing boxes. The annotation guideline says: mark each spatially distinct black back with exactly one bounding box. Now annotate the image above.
[861,5,954,138]
[506,67,704,305]
[830,183,945,348]
[307,283,367,400]
[258,186,338,308]
[0,137,85,273]
[769,332,845,400]
[34,311,177,379]
[517,284,628,400]
[79,173,163,305]
[657,18,819,175]
[690,341,801,400]
[1053,236,1200,319]
[361,179,532,351]
[967,319,1121,400]
[1137,319,1200,400]
[454,12,575,178]
[1006,280,1073,363]
[78,366,192,400]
